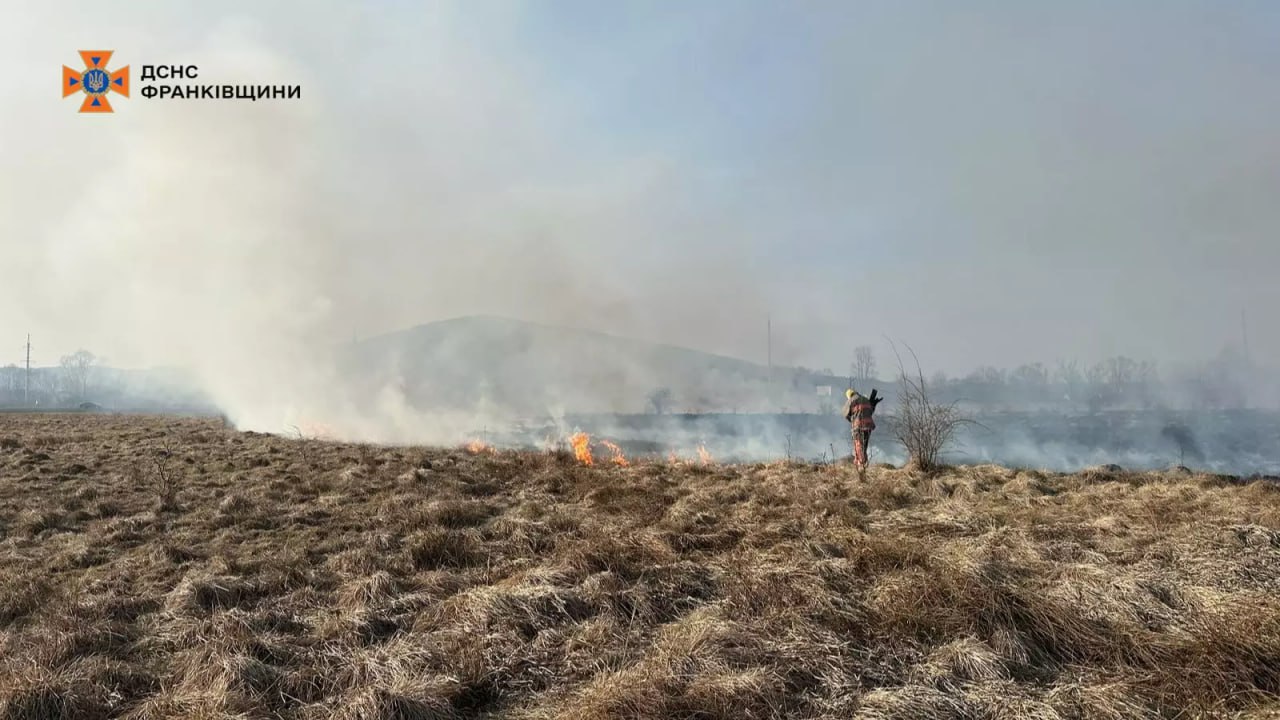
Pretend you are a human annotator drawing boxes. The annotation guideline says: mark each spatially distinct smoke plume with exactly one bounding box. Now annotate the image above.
[2,1,1279,452]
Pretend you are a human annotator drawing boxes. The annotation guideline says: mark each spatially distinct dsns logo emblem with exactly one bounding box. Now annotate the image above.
[62,50,130,113]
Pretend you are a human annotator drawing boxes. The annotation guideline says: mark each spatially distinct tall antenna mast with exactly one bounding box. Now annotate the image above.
[24,334,31,407]
[1241,308,1250,364]
[766,313,772,410]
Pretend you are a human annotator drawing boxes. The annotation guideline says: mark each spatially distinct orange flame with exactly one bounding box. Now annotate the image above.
[668,451,680,464]
[696,444,713,465]
[570,432,593,465]
[601,440,629,467]
[465,439,492,454]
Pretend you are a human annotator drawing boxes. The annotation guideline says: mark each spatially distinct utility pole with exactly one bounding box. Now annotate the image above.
[766,314,772,412]
[1241,309,1250,365]
[24,334,31,408]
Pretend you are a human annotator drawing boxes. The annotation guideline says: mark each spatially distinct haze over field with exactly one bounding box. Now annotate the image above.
[2,1,1279,439]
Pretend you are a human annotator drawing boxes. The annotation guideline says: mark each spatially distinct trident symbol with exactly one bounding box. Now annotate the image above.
[62,50,130,113]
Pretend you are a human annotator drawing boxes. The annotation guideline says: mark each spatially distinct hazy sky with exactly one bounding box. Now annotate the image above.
[2,0,1278,378]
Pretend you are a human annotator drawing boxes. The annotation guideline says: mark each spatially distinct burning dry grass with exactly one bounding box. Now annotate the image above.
[1,414,1280,719]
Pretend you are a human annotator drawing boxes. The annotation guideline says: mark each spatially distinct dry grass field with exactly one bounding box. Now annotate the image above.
[2,413,1280,719]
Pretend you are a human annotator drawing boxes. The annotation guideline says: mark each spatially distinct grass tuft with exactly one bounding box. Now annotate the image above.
[2,413,1280,719]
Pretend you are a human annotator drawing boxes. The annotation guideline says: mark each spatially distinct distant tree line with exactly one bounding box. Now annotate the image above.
[927,346,1261,412]
[0,350,99,407]
[777,343,1268,414]
[0,350,210,411]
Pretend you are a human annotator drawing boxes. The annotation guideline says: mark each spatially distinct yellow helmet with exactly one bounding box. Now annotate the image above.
[845,388,856,399]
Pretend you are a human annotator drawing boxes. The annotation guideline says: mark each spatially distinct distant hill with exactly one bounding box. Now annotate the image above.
[0,317,858,418]
[337,315,843,416]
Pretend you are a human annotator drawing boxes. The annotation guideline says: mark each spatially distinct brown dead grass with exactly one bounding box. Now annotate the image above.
[1,414,1279,719]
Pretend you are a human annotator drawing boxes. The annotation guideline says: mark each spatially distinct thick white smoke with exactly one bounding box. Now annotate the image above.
[1,6,773,442]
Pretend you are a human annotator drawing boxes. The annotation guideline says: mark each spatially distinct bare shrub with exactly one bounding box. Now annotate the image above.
[888,341,973,473]
[135,437,180,512]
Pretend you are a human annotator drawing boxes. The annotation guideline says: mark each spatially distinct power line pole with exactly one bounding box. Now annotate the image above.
[1241,309,1250,364]
[24,334,31,408]
[766,313,772,412]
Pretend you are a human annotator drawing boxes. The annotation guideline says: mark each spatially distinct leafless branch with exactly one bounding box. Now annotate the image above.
[885,338,975,473]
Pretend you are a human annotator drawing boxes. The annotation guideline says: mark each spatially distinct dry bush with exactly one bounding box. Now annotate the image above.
[1,413,1279,719]
[887,341,974,473]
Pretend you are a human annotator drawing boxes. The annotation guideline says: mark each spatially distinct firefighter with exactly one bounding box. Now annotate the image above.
[842,387,882,478]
